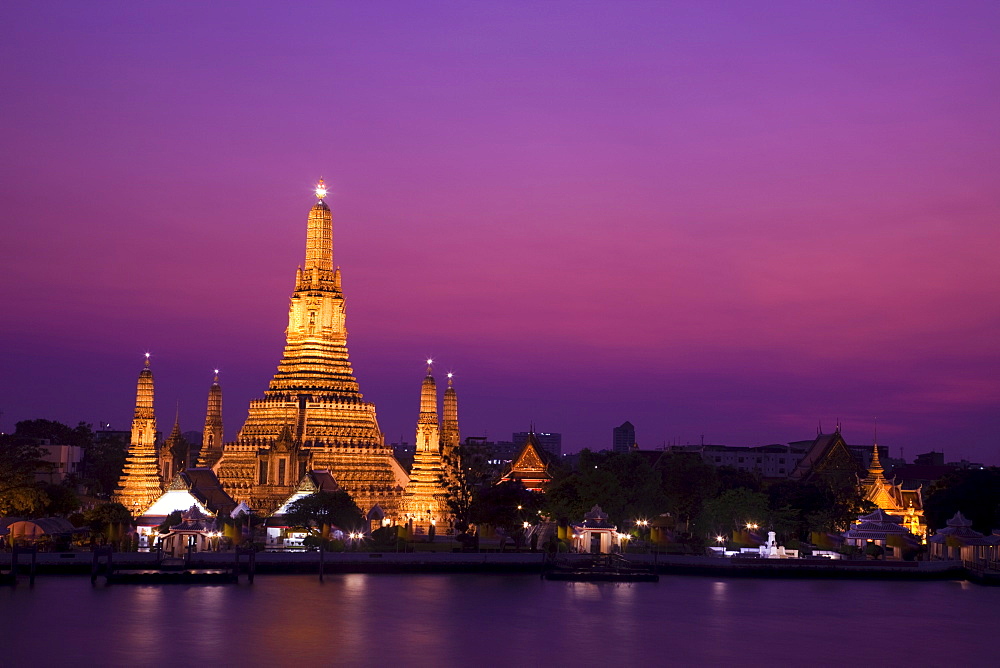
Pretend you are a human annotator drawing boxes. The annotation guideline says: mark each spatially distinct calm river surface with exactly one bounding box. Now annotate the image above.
[3,574,995,666]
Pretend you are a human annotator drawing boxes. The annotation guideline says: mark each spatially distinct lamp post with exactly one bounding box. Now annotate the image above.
[636,519,649,543]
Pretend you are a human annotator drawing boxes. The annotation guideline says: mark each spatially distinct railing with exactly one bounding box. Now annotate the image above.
[964,559,1000,575]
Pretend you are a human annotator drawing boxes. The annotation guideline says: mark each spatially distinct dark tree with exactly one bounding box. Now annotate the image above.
[697,488,770,536]
[602,452,669,525]
[84,502,134,546]
[659,452,720,531]
[924,467,1000,534]
[542,467,622,524]
[716,465,763,493]
[83,431,129,497]
[42,483,81,516]
[0,436,48,514]
[469,481,543,535]
[283,490,365,537]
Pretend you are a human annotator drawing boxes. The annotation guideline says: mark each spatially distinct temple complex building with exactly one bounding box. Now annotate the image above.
[113,354,164,515]
[198,370,224,468]
[401,362,453,534]
[498,431,555,492]
[214,181,404,515]
[788,428,867,483]
[862,442,926,540]
[159,413,191,483]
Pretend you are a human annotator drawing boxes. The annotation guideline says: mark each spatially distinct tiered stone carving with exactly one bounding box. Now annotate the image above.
[402,362,453,533]
[198,370,224,468]
[215,182,402,515]
[113,355,164,515]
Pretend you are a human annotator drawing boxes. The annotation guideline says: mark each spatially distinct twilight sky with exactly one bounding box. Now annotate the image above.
[2,2,999,463]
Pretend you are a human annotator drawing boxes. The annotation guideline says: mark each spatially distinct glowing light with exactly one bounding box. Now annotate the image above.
[214,368,219,375]
[145,352,150,359]
[716,535,725,543]
[522,522,530,529]
[426,358,433,366]
[447,372,453,379]
[315,178,327,200]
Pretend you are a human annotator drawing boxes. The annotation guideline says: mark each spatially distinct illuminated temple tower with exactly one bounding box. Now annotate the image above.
[402,361,452,533]
[113,354,164,515]
[159,411,189,482]
[215,181,403,514]
[198,370,224,468]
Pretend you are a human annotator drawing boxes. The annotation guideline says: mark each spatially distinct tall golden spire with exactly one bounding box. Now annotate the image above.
[305,178,333,272]
[442,372,459,453]
[216,181,401,516]
[403,360,451,533]
[198,369,224,468]
[417,359,439,450]
[113,354,163,516]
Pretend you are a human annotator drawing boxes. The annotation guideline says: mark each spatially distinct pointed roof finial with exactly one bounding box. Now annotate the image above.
[426,358,433,374]
[144,351,151,367]
[213,368,220,383]
[315,177,327,201]
[447,371,454,386]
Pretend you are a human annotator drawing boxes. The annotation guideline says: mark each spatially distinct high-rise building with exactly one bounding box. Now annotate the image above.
[113,354,164,515]
[401,361,453,533]
[215,181,404,514]
[613,421,635,453]
[198,370,224,468]
[512,431,561,458]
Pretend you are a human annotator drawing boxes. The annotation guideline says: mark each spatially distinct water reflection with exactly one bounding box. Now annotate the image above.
[5,575,997,665]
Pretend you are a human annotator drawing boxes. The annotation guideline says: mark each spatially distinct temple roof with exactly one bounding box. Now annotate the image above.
[929,512,992,545]
[789,431,865,481]
[270,469,342,518]
[578,505,615,529]
[498,432,555,491]
[858,508,904,524]
[182,468,239,516]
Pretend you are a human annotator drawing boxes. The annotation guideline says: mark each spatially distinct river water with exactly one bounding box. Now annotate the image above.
[3,574,994,666]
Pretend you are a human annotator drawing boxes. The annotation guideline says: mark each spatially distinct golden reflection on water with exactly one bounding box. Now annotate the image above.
[5,575,998,665]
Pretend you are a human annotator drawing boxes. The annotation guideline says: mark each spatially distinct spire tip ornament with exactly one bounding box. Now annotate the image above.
[315,178,327,201]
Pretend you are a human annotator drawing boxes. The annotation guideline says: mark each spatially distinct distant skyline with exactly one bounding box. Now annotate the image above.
[2,2,998,463]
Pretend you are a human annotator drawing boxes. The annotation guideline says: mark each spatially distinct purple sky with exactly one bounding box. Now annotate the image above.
[3,2,999,462]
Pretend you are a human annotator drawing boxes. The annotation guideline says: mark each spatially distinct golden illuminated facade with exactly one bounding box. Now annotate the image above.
[402,362,453,533]
[215,182,403,515]
[198,371,224,468]
[113,355,164,515]
[862,443,926,540]
[498,432,554,492]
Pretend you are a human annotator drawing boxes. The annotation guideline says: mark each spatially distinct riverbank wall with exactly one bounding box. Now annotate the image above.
[0,551,970,581]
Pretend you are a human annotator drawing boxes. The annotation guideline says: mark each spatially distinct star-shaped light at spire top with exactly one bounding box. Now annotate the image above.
[315,178,328,201]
